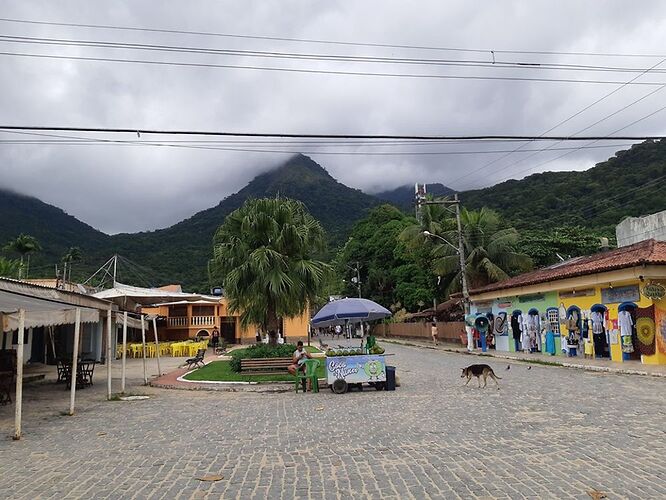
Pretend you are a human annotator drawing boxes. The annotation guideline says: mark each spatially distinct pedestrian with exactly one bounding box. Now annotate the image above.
[210,326,220,352]
[431,321,439,346]
[335,324,342,339]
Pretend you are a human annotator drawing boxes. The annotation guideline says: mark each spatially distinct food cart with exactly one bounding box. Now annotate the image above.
[325,352,388,393]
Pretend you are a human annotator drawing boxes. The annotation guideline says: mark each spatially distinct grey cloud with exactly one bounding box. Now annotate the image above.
[1,0,665,233]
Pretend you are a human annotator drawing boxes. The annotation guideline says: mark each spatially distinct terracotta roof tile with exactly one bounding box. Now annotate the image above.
[470,239,666,295]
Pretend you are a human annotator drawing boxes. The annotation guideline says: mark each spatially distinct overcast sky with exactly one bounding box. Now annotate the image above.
[1,1,665,233]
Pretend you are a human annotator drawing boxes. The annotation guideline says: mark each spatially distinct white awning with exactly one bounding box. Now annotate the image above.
[93,282,219,306]
[150,299,220,307]
[0,288,102,332]
[112,312,145,330]
[3,308,99,332]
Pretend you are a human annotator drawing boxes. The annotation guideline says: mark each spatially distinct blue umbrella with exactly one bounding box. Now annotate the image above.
[311,298,391,327]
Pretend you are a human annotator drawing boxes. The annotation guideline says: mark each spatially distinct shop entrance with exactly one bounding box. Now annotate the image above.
[219,317,237,344]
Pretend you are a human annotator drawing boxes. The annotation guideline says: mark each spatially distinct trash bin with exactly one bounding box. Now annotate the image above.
[385,366,396,391]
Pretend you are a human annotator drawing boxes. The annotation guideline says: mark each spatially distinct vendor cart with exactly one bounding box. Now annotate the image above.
[326,354,387,394]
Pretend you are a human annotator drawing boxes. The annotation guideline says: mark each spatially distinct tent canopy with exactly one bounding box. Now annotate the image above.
[0,278,112,332]
[311,298,391,328]
[93,282,219,307]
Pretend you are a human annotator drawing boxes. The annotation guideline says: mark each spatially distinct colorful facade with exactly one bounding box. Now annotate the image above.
[468,239,666,365]
[142,297,310,344]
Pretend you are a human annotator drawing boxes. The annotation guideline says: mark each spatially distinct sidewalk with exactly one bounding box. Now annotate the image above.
[383,338,666,378]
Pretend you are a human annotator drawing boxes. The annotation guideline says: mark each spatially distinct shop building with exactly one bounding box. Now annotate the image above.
[468,239,666,365]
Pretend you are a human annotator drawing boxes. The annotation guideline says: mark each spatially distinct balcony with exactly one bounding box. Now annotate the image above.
[167,316,216,328]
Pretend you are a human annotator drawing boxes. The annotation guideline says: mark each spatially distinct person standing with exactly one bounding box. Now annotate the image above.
[431,321,439,346]
[210,326,220,351]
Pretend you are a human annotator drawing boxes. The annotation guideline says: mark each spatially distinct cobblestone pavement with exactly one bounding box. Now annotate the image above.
[1,343,665,499]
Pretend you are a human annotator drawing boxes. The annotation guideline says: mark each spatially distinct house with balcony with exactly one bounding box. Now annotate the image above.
[145,297,309,345]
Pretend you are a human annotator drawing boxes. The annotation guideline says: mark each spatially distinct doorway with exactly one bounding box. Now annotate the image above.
[219,317,237,344]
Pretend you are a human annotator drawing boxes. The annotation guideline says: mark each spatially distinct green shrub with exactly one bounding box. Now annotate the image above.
[229,343,297,372]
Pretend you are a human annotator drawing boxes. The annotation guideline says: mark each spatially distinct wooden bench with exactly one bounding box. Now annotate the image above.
[240,357,292,374]
[185,348,206,370]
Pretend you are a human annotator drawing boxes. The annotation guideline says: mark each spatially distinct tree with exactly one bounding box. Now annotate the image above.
[0,257,19,278]
[519,226,606,268]
[432,207,532,292]
[209,198,331,343]
[4,234,41,279]
[61,246,83,282]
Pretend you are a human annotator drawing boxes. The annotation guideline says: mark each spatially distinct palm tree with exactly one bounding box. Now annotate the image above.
[4,234,41,279]
[61,246,83,283]
[0,257,19,278]
[209,198,331,344]
[399,198,454,251]
[432,207,532,293]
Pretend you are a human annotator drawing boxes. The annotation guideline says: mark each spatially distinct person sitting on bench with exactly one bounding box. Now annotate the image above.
[288,341,311,375]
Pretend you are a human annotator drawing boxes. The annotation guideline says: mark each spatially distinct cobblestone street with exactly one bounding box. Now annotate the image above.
[1,342,665,499]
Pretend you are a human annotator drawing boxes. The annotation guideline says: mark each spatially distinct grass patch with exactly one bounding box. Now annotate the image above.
[184,359,326,383]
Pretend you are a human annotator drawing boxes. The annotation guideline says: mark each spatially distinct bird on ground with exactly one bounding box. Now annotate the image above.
[527,366,532,370]
[506,365,511,370]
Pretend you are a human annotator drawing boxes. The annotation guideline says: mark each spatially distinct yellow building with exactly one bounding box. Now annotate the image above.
[143,297,310,345]
[469,239,666,365]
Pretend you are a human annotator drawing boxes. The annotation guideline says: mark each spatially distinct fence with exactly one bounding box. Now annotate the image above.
[371,321,466,344]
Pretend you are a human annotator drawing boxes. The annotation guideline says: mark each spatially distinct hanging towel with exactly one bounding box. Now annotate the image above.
[635,305,656,356]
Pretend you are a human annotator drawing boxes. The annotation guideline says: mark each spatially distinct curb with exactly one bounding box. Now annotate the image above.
[383,339,666,379]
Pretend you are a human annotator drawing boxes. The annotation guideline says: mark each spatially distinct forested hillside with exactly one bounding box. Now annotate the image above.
[460,140,665,235]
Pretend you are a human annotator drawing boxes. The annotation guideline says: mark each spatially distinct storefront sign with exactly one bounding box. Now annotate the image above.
[326,355,386,385]
[559,288,595,299]
[601,285,640,304]
[519,293,545,303]
[497,301,512,309]
[642,282,666,300]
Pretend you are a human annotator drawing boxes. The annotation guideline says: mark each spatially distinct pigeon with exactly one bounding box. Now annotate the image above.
[527,366,532,370]
[506,365,511,370]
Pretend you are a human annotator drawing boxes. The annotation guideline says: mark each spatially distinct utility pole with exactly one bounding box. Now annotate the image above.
[355,262,362,298]
[453,194,470,315]
[418,194,470,316]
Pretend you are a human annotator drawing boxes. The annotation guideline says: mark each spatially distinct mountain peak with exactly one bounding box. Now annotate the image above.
[270,153,335,182]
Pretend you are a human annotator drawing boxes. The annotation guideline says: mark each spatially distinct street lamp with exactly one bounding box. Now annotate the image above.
[423,230,470,315]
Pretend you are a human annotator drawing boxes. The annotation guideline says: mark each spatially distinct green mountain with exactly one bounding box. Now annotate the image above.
[0,154,379,290]
[0,188,109,273]
[106,154,379,289]
[2,141,664,290]
[375,183,455,211]
[460,139,666,234]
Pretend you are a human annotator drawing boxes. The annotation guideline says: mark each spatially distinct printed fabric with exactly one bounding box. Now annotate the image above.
[635,305,656,356]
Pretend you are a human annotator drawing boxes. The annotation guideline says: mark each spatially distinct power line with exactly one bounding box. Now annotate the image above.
[446,57,666,187]
[2,51,666,85]
[2,34,666,75]
[1,16,665,59]
[0,125,663,141]
[0,139,638,156]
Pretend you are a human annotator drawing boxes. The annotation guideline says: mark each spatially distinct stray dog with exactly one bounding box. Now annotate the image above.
[461,364,502,389]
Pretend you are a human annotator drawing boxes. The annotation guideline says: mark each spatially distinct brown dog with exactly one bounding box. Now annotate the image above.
[461,364,502,389]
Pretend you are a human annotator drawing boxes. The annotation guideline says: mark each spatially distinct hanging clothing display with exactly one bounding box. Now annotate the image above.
[635,305,656,356]
[590,310,608,357]
[618,310,635,353]
[526,313,540,352]
[520,314,531,353]
[494,313,508,336]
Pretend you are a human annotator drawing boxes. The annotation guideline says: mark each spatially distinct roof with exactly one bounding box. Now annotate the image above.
[0,277,114,332]
[93,282,219,306]
[470,239,666,296]
[405,298,463,320]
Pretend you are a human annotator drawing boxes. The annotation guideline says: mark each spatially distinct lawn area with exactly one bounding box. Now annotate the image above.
[183,358,326,383]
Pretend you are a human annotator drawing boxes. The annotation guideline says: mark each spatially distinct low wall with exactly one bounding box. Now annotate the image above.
[372,321,466,344]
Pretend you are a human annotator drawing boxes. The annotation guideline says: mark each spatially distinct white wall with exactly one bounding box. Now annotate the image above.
[616,210,666,247]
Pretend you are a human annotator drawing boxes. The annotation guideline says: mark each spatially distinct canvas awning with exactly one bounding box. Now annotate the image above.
[112,312,144,330]
[93,282,219,306]
[0,278,113,332]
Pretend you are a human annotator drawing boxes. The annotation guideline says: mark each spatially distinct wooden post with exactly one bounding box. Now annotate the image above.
[152,316,161,377]
[13,309,25,440]
[140,315,148,385]
[106,309,112,400]
[121,312,127,393]
[69,308,81,416]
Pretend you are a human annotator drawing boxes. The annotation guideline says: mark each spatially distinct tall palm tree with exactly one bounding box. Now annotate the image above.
[209,198,331,344]
[4,234,41,279]
[432,207,532,293]
[399,198,455,251]
[61,246,83,283]
[0,257,19,278]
